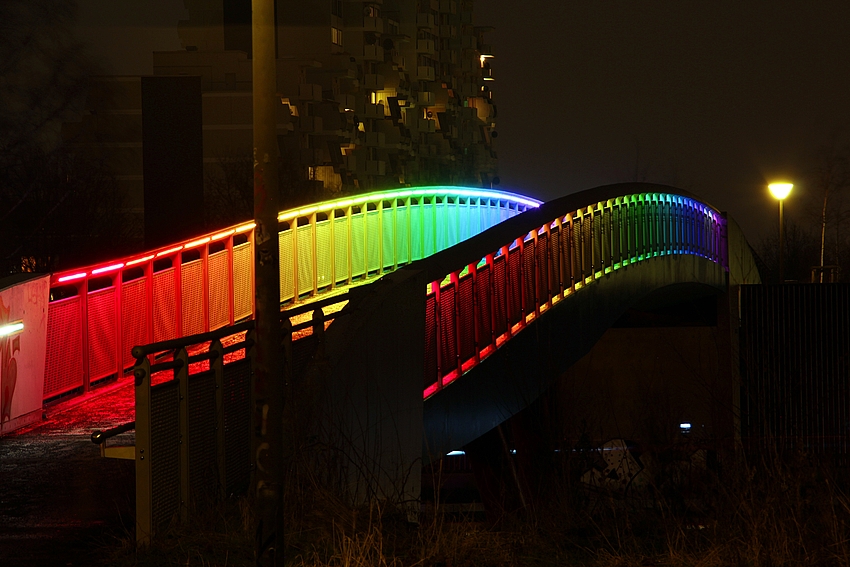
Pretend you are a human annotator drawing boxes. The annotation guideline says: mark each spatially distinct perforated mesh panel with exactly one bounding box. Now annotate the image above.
[410,204,422,261]
[208,250,229,330]
[561,222,573,288]
[44,297,83,399]
[366,211,380,272]
[333,216,349,284]
[523,241,536,312]
[536,234,549,305]
[87,287,117,381]
[188,370,218,502]
[457,203,469,241]
[446,203,458,249]
[425,294,437,388]
[316,221,332,289]
[223,359,251,495]
[500,203,511,223]
[382,208,394,269]
[233,242,253,320]
[297,225,313,295]
[549,228,561,293]
[395,206,409,265]
[423,204,435,257]
[151,380,180,530]
[584,214,594,275]
[122,278,147,367]
[611,206,622,262]
[492,257,507,336]
[458,275,475,363]
[153,268,177,343]
[439,285,456,378]
[508,250,523,324]
[182,259,205,337]
[351,213,365,277]
[476,265,492,350]
[280,229,294,301]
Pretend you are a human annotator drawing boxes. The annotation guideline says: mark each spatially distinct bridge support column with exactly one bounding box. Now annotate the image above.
[299,269,425,518]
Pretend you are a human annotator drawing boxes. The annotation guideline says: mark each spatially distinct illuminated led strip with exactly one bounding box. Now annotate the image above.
[51,187,539,284]
[155,245,183,258]
[91,263,124,275]
[57,272,87,283]
[126,254,155,267]
[0,321,23,337]
[184,236,211,249]
[277,186,542,221]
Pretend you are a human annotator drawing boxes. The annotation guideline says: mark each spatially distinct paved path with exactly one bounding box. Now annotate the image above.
[0,378,136,566]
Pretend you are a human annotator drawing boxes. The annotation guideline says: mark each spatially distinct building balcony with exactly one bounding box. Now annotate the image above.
[417,91,435,105]
[439,25,457,38]
[416,13,435,28]
[363,74,385,90]
[300,115,324,133]
[439,0,457,14]
[461,35,476,49]
[365,159,386,176]
[418,118,436,133]
[364,103,386,119]
[336,93,355,111]
[416,66,436,81]
[416,39,436,55]
[364,131,386,147]
[363,44,384,61]
[362,16,384,33]
[297,83,322,101]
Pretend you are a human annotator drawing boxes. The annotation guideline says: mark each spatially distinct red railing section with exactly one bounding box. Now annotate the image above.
[44,222,256,400]
[423,193,728,399]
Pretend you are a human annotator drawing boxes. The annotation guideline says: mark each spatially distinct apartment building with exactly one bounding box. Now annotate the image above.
[65,0,498,232]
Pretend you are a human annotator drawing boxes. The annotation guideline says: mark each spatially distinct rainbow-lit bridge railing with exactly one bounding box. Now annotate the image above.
[44,186,541,401]
[422,191,728,398]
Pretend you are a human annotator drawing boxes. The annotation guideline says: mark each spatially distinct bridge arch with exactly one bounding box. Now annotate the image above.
[309,182,759,467]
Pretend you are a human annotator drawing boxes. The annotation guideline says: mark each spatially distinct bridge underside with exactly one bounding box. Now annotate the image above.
[423,253,728,461]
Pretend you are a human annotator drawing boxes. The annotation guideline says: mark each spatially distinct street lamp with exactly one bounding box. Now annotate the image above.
[768,182,793,282]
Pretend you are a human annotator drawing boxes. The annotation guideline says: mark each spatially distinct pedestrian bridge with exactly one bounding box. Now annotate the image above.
[15,182,763,542]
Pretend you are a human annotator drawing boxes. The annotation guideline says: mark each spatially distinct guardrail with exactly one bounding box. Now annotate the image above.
[46,187,540,402]
[423,192,727,397]
[96,294,349,545]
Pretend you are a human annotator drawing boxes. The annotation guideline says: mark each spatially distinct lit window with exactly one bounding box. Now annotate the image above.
[331,27,343,45]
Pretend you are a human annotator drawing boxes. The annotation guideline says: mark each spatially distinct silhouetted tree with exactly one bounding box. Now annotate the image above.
[0,0,132,274]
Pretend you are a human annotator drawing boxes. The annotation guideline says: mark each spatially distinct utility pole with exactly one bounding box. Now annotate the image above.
[252,0,283,564]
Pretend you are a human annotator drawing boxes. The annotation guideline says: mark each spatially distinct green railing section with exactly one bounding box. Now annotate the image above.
[276,186,541,302]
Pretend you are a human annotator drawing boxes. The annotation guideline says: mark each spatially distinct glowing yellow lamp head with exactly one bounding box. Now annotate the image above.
[768,182,793,200]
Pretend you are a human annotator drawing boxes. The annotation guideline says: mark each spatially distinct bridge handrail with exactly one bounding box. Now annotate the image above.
[411,184,728,398]
[43,186,540,402]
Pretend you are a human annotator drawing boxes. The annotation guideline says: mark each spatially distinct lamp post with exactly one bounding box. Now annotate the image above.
[768,182,793,282]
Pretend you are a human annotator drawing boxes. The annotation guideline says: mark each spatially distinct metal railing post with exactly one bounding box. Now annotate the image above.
[134,356,153,546]
[175,347,190,522]
[211,338,226,500]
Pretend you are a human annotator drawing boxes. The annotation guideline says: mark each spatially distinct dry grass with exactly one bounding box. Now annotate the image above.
[99,446,850,567]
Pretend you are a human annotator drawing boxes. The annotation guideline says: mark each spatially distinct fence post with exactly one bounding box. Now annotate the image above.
[134,356,153,546]
[211,338,226,500]
[175,347,190,522]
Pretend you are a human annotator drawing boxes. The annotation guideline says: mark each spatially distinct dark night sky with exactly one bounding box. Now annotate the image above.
[75,0,850,243]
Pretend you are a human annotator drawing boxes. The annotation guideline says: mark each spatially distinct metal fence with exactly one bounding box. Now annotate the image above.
[740,284,850,456]
[424,192,728,397]
[101,295,351,545]
[46,187,540,402]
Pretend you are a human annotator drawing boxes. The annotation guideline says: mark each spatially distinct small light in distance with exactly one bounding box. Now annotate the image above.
[679,422,692,433]
[446,450,465,456]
